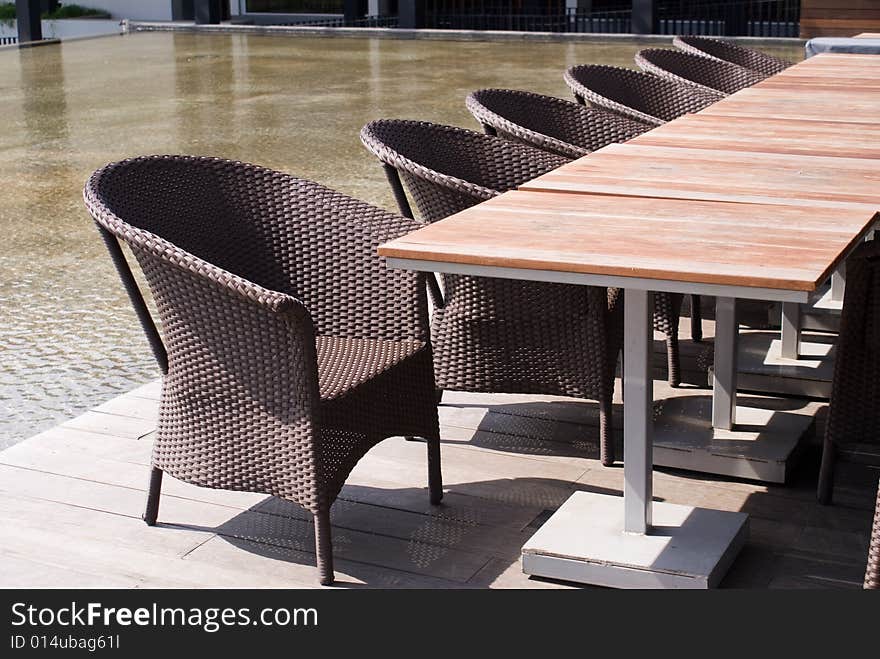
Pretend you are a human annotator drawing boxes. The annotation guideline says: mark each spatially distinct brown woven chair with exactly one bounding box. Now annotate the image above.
[465,88,651,159]
[673,35,792,78]
[564,64,719,127]
[464,89,687,386]
[360,119,625,465]
[867,481,880,589]
[83,155,442,586]
[818,240,880,506]
[635,48,765,97]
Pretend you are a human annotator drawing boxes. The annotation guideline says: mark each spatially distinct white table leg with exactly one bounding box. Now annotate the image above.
[623,288,653,534]
[830,262,846,303]
[522,288,749,588]
[712,297,738,431]
[780,301,801,360]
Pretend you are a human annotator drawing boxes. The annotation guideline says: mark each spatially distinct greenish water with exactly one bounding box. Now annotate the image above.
[0,32,803,447]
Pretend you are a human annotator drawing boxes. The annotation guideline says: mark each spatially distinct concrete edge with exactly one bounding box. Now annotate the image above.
[0,31,125,52]
[126,21,805,47]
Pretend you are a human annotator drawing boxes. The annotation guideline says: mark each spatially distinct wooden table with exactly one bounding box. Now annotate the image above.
[630,114,880,159]
[378,53,880,588]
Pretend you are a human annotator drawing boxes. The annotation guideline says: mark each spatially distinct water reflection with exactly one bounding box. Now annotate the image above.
[0,33,804,447]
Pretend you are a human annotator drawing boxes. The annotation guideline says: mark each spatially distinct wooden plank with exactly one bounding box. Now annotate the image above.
[630,114,880,159]
[380,189,878,292]
[520,143,880,208]
[181,536,471,589]
[60,409,156,439]
[854,32,880,37]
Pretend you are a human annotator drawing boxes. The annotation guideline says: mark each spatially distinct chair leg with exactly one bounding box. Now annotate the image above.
[817,439,836,505]
[142,467,163,526]
[314,509,334,586]
[666,333,681,388]
[427,435,443,505]
[690,295,703,343]
[599,398,615,467]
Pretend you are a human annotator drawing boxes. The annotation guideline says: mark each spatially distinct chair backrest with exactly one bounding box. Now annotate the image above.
[360,119,567,222]
[867,481,880,589]
[564,64,718,126]
[826,239,880,450]
[465,88,650,159]
[635,48,764,96]
[84,156,324,498]
[673,36,792,77]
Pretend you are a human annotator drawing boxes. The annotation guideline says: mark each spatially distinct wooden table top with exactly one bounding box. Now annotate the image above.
[700,86,880,124]
[519,143,880,209]
[701,53,880,123]
[380,191,877,292]
[854,33,880,38]
[629,114,880,159]
[380,52,880,295]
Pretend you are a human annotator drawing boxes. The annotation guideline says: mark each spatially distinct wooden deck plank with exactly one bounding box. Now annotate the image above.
[60,409,156,440]
[2,317,875,589]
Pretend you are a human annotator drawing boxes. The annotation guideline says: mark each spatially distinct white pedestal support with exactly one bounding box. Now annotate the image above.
[712,297,738,430]
[522,288,749,588]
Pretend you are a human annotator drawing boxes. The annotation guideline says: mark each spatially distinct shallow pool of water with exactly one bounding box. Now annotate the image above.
[0,32,803,447]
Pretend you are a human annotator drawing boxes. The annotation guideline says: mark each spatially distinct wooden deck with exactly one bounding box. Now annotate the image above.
[1,315,876,589]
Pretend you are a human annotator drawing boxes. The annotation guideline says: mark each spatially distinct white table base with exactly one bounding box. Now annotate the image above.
[653,397,814,483]
[731,331,835,399]
[522,492,749,589]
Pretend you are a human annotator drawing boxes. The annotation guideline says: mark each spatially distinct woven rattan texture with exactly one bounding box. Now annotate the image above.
[866,481,880,589]
[819,241,880,509]
[462,92,684,385]
[673,36,793,78]
[465,88,651,159]
[361,119,630,464]
[84,155,442,584]
[563,64,719,126]
[635,48,765,96]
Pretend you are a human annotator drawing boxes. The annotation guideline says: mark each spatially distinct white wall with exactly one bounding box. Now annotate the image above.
[83,1,173,21]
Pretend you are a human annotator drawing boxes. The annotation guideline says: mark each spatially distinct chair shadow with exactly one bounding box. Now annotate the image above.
[161,476,626,589]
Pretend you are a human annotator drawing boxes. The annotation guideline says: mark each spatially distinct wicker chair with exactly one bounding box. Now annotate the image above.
[635,48,765,97]
[465,88,651,159]
[564,64,719,127]
[818,240,880,506]
[464,89,687,386]
[867,481,880,589]
[673,36,792,78]
[360,119,625,465]
[83,155,442,586]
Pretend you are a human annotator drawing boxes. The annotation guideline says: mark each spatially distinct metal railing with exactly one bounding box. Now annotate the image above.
[281,15,400,26]
[242,0,799,36]
[0,36,19,45]
[424,3,632,32]
[656,0,799,37]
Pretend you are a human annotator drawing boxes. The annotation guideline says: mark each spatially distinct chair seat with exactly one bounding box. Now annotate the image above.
[316,335,428,400]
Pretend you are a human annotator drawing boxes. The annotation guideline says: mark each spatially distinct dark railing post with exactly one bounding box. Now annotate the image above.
[172,0,195,21]
[344,0,368,24]
[194,0,222,24]
[398,0,426,29]
[723,1,748,36]
[631,0,656,34]
[566,0,591,32]
[367,0,391,18]
[15,0,42,43]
